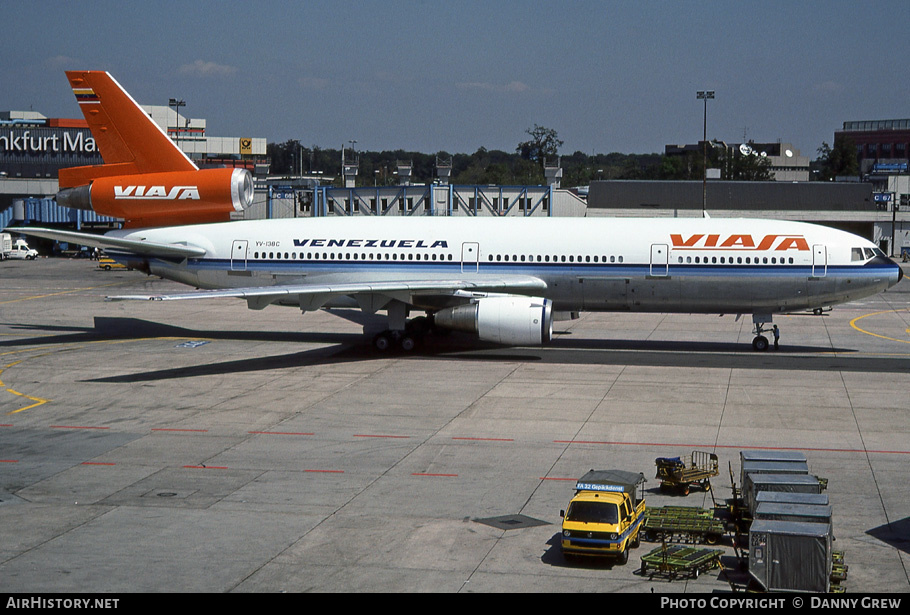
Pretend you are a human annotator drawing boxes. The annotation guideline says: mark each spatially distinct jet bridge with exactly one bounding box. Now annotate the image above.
[313,184,556,217]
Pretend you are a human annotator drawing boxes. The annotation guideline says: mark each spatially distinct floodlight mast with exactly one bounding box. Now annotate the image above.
[168,98,186,152]
[697,90,715,213]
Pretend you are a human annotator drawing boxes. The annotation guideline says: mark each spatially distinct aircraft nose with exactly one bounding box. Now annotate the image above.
[879,256,903,289]
[888,258,904,286]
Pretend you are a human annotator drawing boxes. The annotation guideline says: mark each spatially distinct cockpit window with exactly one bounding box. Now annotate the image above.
[864,248,876,259]
[873,248,886,258]
[852,248,864,261]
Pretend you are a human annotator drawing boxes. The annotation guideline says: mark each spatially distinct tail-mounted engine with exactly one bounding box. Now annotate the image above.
[56,167,253,228]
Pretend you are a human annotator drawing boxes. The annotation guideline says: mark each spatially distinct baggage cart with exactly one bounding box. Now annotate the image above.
[642,505,726,545]
[742,459,810,478]
[739,450,806,486]
[640,543,723,580]
[754,502,833,525]
[743,473,824,516]
[830,550,848,592]
[655,450,719,495]
[748,520,833,593]
[755,491,829,507]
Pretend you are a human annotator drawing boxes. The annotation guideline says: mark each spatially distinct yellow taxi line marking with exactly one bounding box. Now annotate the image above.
[850,309,910,345]
[0,281,130,305]
[1,337,211,415]
[1,359,50,414]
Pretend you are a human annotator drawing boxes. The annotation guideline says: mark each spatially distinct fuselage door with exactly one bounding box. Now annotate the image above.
[812,244,827,277]
[462,242,479,273]
[231,240,248,271]
[650,243,669,277]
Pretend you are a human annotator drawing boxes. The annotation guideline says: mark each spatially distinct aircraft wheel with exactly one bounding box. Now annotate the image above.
[373,333,392,352]
[399,336,416,352]
[752,335,769,352]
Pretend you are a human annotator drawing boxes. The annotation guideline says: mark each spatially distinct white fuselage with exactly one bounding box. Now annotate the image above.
[110,216,902,316]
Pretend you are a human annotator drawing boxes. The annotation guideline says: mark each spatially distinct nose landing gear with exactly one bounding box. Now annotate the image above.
[751,315,774,352]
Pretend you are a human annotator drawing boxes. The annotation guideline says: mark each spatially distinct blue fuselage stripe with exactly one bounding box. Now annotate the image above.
[180,258,897,279]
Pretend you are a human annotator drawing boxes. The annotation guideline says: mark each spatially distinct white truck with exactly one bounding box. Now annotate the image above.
[0,233,39,260]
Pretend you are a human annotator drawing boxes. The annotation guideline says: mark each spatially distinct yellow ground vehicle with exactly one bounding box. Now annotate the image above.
[98,257,127,270]
[560,470,647,564]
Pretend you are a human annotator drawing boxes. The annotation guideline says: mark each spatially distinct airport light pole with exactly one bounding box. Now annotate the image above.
[341,140,358,184]
[348,140,358,170]
[169,98,185,153]
[697,90,714,212]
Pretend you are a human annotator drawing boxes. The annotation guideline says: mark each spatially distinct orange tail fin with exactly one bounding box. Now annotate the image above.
[56,71,253,228]
[59,71,197,188]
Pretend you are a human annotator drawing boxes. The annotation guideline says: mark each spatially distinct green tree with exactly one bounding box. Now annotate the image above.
[728,148,774,181]
[815,135,858,180]
[658,154,691,180]
[517,124,563,166]
[266,139,301,174]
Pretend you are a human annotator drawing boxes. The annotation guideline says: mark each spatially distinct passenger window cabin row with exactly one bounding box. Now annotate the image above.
[249,249,880,266]
[677,255,796,265]
[253,251,455,261]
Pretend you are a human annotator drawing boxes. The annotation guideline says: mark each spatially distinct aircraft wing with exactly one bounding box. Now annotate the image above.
[6,226,206,259]
[107,276,548,310]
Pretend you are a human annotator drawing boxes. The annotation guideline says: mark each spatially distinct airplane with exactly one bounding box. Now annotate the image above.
[8,71,904,352]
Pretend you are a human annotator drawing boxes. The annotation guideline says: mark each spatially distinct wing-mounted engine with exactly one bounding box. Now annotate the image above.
[56,167,253,228]
[433,296,553,345]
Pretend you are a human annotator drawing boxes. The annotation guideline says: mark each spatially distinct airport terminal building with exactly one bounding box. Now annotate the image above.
[836,119,910,175]
[585,179,908,257]
[2,99,908,256]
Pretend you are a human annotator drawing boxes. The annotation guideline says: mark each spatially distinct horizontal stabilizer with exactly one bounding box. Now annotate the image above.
[6,227,207,259]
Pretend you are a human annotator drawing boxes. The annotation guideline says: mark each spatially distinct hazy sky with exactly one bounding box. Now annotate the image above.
[3,0,908,158]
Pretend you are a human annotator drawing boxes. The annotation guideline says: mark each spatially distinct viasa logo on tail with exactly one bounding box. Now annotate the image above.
[114,185,201,200]
[670,233,810,251]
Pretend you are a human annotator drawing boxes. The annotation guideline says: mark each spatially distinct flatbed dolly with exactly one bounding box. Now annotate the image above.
[639,543,723,580]
[642,506,726,545]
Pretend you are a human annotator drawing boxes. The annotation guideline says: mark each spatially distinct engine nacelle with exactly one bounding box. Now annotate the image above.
[434,296,553,345]
[56,167,253,228]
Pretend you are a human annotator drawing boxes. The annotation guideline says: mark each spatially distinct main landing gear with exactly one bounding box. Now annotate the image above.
[373,329,417,352]
[372,314,434,352]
